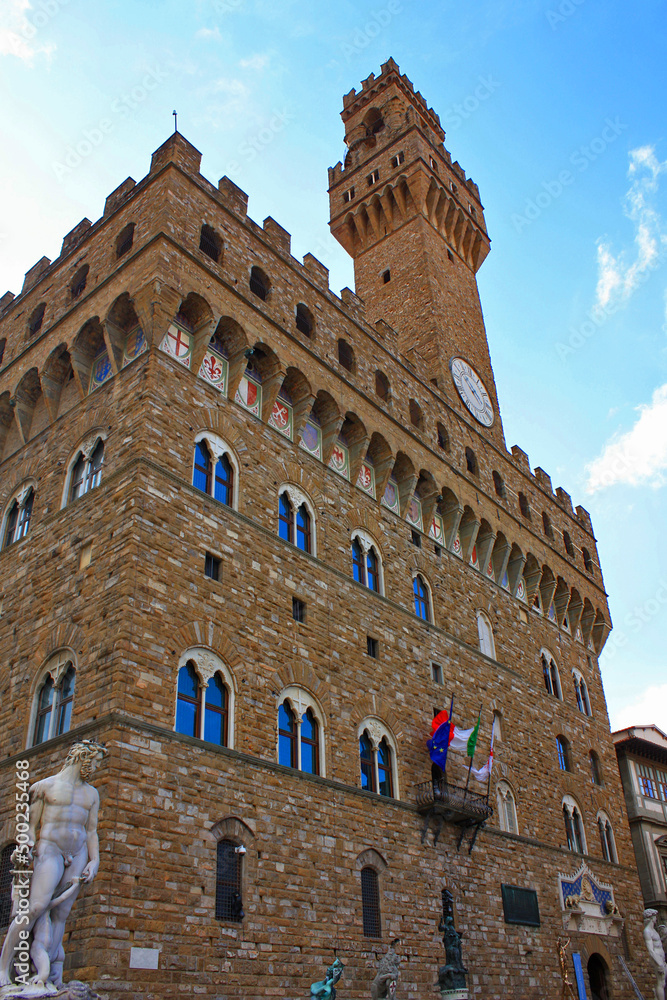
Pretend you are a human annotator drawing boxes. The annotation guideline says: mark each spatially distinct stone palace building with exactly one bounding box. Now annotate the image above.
[0,58,655,998]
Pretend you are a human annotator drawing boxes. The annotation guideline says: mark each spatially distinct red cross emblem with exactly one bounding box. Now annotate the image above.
[167,325,190,357]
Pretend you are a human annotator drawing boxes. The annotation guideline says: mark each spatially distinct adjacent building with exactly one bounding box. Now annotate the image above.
[0,58,655,998]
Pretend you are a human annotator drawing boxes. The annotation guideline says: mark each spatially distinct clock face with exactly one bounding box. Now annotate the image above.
[450,358,494,427]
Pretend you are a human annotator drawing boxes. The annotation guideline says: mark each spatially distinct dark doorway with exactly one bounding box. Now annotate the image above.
[587,953,610,1000]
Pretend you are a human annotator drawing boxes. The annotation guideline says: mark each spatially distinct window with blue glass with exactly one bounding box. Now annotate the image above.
[352,539,365,583]
[193,438,235,507]
[557,735,571,772]
[377,738,393,796]
[69,439,104,503]
[176,663,200,738]
[360,732,375,791]
[278,702,297,768]
[366,548,380,592]
[214,454,233,506]
[413,574,431,621]
[204,674,228,745]
[278,697,321,775]
[279,493,294,543]
[352,534,382,592]
[358,726,395,798]
[279,491,312,552]
[296,504,311,553]
[3,488,34,548]
[32,662,76,747]
[193,441,211,494]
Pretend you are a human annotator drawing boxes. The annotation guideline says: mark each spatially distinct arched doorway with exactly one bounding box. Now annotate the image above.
[587,953,610,1000]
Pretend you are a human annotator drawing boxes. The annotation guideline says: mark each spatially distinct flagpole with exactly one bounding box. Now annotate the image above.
[443,693,454,784]
[463,703,483,798]
[485,722,496,805]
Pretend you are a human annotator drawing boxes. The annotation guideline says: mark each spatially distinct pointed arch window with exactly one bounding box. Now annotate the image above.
[296,504,311,554]
[366,547,380,593]
[573,673,592,716]
[351,531,383,594]
[193,441,212,493]
[352,538,365,583]
[204,674,228,746]
[69,439,104,503]
[193,435,237,508]
[3,488,34,548]
[590,750,602,786]
[556,735,571,772]
[377,738,393,797]
[32,661,76,746]
[300,708,319,775]
[360,732,375,791]
[176,663,201,739]
[278,488,314,553]
[497,781,518,834]
[358,723,396,798]
[279,492,294,542]
[542,652,562,699]
[563,799,587,854]
[477,612,495,659]
[175,650,233,747]
[598,814,617,863]
[214,453,233,506]
[277,689,324,776]
[413,574,431,622]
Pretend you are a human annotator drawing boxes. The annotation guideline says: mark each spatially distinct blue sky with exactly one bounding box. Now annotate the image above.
[2,0,666,732]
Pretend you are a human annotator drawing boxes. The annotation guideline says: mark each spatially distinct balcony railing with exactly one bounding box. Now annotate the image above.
[415,778,493,823]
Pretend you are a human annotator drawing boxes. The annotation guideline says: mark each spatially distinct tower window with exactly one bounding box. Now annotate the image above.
[542,511,554,539]
[518,492,531,519]
[437,423,450,452]
[116,223,135,258]
[249,266,270,301]
[451,182,458,194]
[465,447,478,476]
[409,399,424,430]
[382,269,391,284]
[292,597,306,623]
[429,156,438,172]
[366,169,380,187]
[563,531,575,557]
[338,338,355,373]
[582,547,594,573]
[469,203,477,217]
[493,471,506,498]
[343,187,355,202]
[431,662,443,685]
[199,224,222,262]
[366,636,378,658]
[70,264,89,300]
[391,151,405,169]
[447,249,454,262]
[296,303,314,337]
[556,735,571,772]
[28,303,46,337]
[410,529,421,548]
[375,370,390,402]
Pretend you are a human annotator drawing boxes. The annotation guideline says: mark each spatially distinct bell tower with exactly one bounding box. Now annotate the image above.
[328,59,503,444]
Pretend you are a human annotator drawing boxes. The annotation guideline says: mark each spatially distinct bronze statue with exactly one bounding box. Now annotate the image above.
[556,937,577,1000]
[371,940,400,999]
[310,957,344,999]
[436,890,467,994]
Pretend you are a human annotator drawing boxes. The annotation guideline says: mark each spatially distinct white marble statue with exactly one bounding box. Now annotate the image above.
[0,740,108,997]
[644,908,667,1000]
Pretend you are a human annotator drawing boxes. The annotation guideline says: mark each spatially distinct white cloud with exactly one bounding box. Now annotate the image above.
[239,53,269,71]
[195,26,221,40]
[611,682,667,734]
[594,145,667,314]
[586,382,667,491]
[0,0,54,62]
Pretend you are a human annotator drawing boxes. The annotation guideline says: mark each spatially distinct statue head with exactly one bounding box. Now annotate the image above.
[644,908,658,926]
[62,739,109,779]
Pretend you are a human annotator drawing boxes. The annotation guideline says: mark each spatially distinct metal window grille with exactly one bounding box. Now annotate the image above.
[501,885,540,926]
[366,636,378,658]
[292,597,306,623]
[215,841,243,922]
[557,738,568,771]
[204,553,220,581]
[0,845,15,927]
[361,867,381,937]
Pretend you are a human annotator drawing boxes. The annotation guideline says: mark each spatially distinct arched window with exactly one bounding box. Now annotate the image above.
[582,547,594,573]
[477,612,495,659]
[557,735,571,772]
[351,531,383,594]
[176,663,200,739]
[563,530,575,557]
[295,303,313,337]
[0,339,5,365]
[278,487,315,554]
[597,813,617,863]
[0,844,15,928]
[360,867,381,938]
[277,688,325,776]
[199,224,222,262]
[573,672,592,716]
[496,781,518,834]
[465,447,478,476]
[358,723,397,798]
[542,511,553,538]
[563,797,587,854]
[3,486,34,548]
[28,303,46,337]
[437,422,450,452]
[31,656,77,747]
[193,435,237,508]
[175,653,233,747]
[375,370,390,402]
[67,438,104,504]
[116,223,135,258]
[590,750,602,786]
[518,492,531,518]
[70,264,89,299]
[278,702,297,768]
[413,574,431,622]
[541,652,562,699]
[338,338,355,372]
[249,266,269,300]
[492,471,506,498]
[409,399,424,430]
[215,840,243,922]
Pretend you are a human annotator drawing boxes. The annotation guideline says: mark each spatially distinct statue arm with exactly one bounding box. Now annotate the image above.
[81,790,100,883]
[27,781,46,849]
